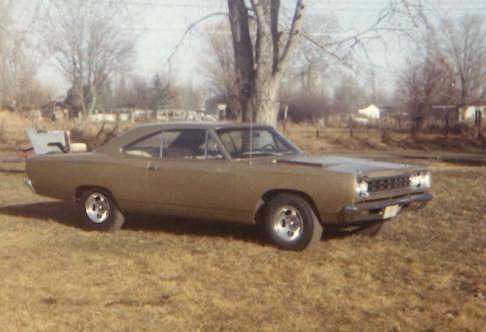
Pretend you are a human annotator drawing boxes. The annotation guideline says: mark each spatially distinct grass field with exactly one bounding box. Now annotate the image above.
[0,153,484,331]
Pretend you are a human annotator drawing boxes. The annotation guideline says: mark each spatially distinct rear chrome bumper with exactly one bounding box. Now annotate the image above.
[24,179,36,194]
[341,192,432,223]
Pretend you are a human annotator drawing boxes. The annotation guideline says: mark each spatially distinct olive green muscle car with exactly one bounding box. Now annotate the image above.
[26,122,432,250]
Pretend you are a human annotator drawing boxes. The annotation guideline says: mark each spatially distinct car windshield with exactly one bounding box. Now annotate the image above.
[216,127,299,158]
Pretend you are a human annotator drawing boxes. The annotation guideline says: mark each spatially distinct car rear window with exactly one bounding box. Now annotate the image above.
[124,129,208,159]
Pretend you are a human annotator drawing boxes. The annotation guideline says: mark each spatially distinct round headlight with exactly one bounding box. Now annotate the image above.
[420,172,431,188]
[355,179,369,198]
[410,174,421,188]
[410,171,431,189]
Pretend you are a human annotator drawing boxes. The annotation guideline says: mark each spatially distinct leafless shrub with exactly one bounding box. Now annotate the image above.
[449,123,476,137]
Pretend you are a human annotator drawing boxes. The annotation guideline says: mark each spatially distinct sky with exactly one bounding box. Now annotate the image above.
[11,0,486,98]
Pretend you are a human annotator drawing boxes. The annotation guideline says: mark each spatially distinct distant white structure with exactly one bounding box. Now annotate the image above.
[87,108,217,123]
[459,105,486,122]
[156,109,217,122]
[358,104,381,119]
[89,113,117,123]
[352,104,381,124]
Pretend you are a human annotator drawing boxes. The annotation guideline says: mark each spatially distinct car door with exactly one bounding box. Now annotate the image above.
[119,130,174,212]
[145,129,236,219]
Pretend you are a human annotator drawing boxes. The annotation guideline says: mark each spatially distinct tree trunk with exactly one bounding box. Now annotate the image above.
[227,0,306,127]
[253,95,279,126]
[252,71,280,126]
[88,83,97,116]
[227,0,254,122]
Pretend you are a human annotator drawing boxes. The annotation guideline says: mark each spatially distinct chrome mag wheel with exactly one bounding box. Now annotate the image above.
[84,192,111,224]
[272,206,304,242]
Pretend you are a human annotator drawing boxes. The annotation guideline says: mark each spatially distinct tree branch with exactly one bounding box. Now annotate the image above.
[278,0,306,74]
[270,0,280,72]
[166,12,228,67]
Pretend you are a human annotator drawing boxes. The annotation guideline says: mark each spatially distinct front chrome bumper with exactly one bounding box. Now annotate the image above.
[341,192,432,223]
[24,179,36,194]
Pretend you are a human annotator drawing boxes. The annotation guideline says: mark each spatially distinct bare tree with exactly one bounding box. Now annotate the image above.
[200,23,241,117]
[397,35,453,134]
[440,14,486,107]
[396,2,486,106]
[288,14,337,97]
[44,0,135,116]
[167,0,394,126]
[332,74,367,117]
[151,73,171,110]
[0,0,45,109]
[227,0,307,126]
[0,0,13,107]
[111,73,173,111]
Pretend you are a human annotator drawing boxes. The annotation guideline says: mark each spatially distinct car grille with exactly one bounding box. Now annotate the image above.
[368,175,410,193]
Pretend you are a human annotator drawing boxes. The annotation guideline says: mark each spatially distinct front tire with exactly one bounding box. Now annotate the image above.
[263,193,323,250]
[79,188,125,232]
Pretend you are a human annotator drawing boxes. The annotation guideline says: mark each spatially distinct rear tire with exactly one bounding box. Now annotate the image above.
[263,193,323,250]
[79,188,125,232]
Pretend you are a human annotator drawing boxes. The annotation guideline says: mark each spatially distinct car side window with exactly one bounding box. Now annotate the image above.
[124,129,224,160]
[205,133,225,160]
[218,131,241,155]
[253,130,278,150]
[162,130,206,159]
[124,132,163,158]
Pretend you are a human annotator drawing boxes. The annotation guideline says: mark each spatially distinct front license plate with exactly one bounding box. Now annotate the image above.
[383,205,401,219]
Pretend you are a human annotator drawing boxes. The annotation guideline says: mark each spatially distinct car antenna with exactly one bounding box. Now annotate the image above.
[249,101,253,165]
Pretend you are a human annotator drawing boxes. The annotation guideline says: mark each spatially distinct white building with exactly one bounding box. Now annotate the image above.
[352,104,381,124]
[459,105,486,122]
[358,104,381,119]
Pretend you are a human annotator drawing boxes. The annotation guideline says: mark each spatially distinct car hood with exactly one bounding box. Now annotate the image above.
[274,154,421,176]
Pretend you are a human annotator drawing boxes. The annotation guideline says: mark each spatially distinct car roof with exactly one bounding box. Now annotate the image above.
[133,121,271,131]
[96,121,273,154]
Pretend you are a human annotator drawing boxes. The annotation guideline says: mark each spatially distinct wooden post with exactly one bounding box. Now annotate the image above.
[476,110,482,142]
[282,104,288,134]
[444,110,449,138]
[349,116,354,138]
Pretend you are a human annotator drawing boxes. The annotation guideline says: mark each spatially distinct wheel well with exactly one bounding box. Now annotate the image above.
[74,186,117,205]
[255,189,321,225]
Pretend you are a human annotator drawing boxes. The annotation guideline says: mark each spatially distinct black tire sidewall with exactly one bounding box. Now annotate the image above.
[264,194,320,250]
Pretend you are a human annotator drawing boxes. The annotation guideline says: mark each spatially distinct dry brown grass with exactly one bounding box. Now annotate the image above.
[0,151,485,331]
[283,124,486,154]
[0,111,129,152]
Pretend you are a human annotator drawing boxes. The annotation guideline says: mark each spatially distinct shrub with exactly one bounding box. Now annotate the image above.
[449,123,474,136]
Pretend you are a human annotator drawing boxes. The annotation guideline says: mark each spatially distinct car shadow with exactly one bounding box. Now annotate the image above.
[0,201,80,227]
[0,168,25,174]
[0,201,264,244]
[0,201,358,244]
[124,213,263,244]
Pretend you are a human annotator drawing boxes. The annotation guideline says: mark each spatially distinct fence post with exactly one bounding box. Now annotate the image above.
[476,110,482,142]
[282,104,288,134]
